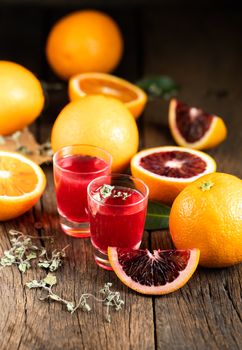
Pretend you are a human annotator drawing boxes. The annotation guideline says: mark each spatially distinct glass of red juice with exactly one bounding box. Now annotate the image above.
[53,145,112,238]
[87,174,149,270]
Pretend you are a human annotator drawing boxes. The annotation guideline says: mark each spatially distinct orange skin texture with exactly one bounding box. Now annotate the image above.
[51,95,139,173]
[46,10,123,80]
[0,192,45,221]
[68,72,147,119]
[169,172,242,268]
[0,61,44,135]
[169,99,227,150]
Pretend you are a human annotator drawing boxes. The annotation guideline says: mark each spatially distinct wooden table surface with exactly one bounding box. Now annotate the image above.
[0,4,242,350]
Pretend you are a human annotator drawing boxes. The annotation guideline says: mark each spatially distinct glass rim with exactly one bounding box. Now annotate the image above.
[87,173,149,208]
[53,144,112,175]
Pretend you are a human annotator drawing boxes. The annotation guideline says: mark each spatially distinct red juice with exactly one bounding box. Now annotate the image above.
[54,154,110,223]
[88,186,147,252]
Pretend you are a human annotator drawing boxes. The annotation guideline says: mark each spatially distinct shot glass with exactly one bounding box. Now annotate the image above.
[53,145,112,238]
[87,174,149,269]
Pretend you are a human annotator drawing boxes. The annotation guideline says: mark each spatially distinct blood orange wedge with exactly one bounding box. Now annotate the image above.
[108,247,200,295]
[68,72,147,119]
[0,151,46,221]
[169,99,227,150]
[131,146,216,204]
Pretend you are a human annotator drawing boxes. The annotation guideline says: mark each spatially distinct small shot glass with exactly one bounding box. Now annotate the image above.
[53,144,112,238]
[87,174,149,269]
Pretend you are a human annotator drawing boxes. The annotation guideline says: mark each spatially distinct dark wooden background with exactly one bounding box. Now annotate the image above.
[0,1,241,349]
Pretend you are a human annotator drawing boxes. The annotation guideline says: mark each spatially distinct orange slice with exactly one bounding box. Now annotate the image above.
[108,247,200,295]
[169,99,227,150]
[131,146,216,204]
[68,72,147,119]
[0,151,46,221]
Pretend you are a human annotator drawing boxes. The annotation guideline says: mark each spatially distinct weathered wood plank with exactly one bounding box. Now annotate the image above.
[0,7,155,350]
[142,8,242,350]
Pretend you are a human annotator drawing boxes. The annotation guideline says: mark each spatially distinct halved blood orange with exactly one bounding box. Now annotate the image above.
[131,146,216,204]
[0,151,46,221]
[68,72,147,119]
[169,99,227,150]
[108,247,200,295]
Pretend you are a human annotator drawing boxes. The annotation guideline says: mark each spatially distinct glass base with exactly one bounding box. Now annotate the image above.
[59,214,90,238]
[93,247,113,270]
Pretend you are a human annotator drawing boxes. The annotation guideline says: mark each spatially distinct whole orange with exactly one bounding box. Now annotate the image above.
[46,10,123,80]
[51,95,139,172]
[0,61,44,135]
[169,172,242,268]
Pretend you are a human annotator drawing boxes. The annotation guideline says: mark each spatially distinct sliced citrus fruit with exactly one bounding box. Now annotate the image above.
[68,72,147,119]
[131,146,216,204]
[0,151,46,221]
[108,247,200,295]
[169,99,227,150]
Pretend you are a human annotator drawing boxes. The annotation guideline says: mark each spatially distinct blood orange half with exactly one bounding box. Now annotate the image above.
[169,99,227,150]
[108,247,200,295]
[131,146,216,204]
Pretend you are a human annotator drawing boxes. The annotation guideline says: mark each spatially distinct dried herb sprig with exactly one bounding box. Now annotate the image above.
[99,184,131,201]
[26,274,124,323]
[1,230,125,323]
[38,245,69,272]
[0,230,68,273]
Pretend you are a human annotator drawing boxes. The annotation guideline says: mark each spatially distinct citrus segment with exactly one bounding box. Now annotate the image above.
[51,95,139,172]
[169,172,242,268]
[68,73,147,118]
[108,247,200,295]
[169,99,227,150]
[0,151,46,221]
[131,146,216,204]
[0,61,44,135]
[46,10,123,80]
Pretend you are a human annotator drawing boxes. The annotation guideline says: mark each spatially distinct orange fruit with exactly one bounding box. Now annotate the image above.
[0,151,46,221]
[169,99,227,150]
[131,146,216,205]
[46,10,123,80]
[108,247,200,295]
[0,61,44,135]
[169,172,242,268]
[51,95,139,172]
[68,72,147,119]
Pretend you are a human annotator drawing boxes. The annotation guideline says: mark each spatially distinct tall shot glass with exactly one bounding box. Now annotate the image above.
[87,174,149,269]
[53,145,112,238]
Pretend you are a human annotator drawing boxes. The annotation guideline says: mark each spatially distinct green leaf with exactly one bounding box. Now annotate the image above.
[26,280,43,289]
[66,302,75,312]
[145,201,170,230]
[49,257,62,272]
[26,252,37,260]
[38,261,50,269]
[136,76,180,99]
[18,261,31,273]
[43,273,57,287]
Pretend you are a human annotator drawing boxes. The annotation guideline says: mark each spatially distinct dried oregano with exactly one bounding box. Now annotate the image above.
[0,230,124,322]
[0,229,68,273]
[26,275,124,323]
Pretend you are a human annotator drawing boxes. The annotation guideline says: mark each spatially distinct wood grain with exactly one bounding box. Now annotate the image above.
[143,8,242,350]
[0,4,242,350]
